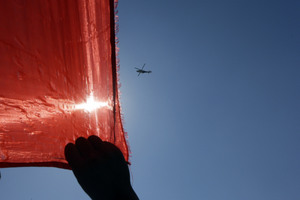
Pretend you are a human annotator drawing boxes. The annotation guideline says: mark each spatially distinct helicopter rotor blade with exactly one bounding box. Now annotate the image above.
[142,63,145,70]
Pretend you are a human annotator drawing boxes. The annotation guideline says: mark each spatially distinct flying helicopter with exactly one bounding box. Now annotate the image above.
[135,64,152,76]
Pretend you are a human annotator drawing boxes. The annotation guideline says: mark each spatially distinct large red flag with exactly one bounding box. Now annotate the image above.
[0,0,128,169]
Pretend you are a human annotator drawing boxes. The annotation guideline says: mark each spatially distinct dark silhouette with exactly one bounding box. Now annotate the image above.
[65,136,139,200]
[135,63,152,76]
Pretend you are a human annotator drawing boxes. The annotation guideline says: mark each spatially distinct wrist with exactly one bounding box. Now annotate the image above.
[116,184,139,200]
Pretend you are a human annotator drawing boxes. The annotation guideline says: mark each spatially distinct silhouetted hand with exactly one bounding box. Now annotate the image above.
[65,135,138,200]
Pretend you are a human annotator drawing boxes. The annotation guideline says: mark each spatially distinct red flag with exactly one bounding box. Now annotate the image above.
[0,0,128,169]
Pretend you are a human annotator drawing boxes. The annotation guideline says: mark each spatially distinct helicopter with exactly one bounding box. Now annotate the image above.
[135,64,152,76]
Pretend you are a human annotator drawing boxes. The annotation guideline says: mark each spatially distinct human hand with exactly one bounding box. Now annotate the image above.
[64,135,138,200]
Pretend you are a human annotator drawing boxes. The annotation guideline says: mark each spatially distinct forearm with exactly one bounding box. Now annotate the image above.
[89,185,138,200]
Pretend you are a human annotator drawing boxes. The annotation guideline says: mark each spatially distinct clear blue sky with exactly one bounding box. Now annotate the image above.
[1,0,300,199]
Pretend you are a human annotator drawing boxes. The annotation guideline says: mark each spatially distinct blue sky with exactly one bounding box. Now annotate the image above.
[1,0,300,199]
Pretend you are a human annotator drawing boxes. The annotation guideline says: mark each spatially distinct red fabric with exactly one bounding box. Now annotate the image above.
[0,0,128,169]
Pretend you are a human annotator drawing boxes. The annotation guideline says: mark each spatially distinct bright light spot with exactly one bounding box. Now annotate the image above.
[75,93,110,112]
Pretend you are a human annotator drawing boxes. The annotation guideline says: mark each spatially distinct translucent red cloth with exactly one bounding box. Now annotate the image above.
[0,0,128,169]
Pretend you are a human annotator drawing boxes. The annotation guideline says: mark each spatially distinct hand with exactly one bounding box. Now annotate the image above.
[64,135,138,200]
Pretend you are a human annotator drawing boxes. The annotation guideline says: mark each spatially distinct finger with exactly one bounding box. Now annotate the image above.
[87,135,104,151]
[103,141,122,153]
[102,141,126,161]
[75,137,95,158]
[64,143,85,169]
